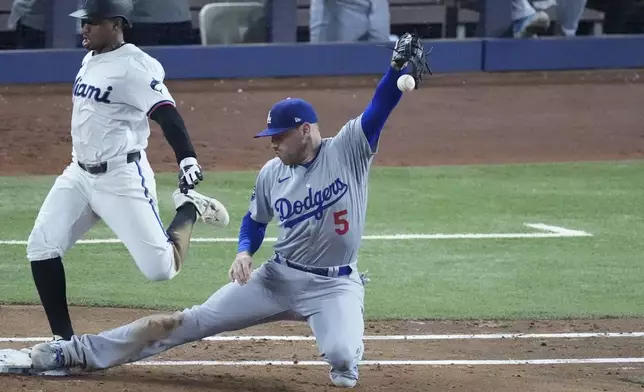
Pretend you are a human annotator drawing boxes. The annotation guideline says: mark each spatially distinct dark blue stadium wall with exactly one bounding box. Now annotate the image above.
[484,36,644,71]
[1,36,643,85]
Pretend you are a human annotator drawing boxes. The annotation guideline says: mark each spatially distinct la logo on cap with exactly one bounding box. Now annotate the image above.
[267,110,271,124]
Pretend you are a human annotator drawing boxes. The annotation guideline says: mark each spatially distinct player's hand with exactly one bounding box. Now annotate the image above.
[178,157,203,194]
[229,251,253,285]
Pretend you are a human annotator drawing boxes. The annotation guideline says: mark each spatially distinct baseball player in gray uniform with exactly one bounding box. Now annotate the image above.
[13,33,431,388]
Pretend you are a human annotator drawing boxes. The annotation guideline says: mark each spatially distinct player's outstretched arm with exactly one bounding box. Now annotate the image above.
[150,105,203,194]
[360,63,404,151]
[360,33,432,150]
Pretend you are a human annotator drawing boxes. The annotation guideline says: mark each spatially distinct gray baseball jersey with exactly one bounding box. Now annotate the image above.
[250,114,375,268]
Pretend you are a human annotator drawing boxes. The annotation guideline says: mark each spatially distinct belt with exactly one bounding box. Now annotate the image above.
[273,253,352,277]
[77,151,141,174]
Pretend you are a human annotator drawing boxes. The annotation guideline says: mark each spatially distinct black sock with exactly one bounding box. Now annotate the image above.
[30,258,74,340]
[167,203,198,233]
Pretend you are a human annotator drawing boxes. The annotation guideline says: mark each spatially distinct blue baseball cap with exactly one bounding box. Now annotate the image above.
[255,98,318,138]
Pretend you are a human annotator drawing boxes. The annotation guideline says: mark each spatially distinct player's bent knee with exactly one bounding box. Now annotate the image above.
[143,270,175,282]
[136,249,177,282]
[140,264,176,282]
[26,228,62,261]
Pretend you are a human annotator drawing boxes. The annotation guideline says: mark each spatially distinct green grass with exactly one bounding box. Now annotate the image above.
[1,160,643,320]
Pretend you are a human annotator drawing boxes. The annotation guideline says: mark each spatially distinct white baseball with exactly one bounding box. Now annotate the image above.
[397,74,416,92]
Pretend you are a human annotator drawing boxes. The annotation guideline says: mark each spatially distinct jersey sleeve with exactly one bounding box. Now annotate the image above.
[329,113,376,168]
[248,163,274,224]
[123,57,176,116]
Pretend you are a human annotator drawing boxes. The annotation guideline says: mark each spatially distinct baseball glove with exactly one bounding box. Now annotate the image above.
[391,33,433,89]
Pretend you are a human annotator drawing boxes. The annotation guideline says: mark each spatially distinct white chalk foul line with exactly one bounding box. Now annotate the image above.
[129,358,644,367]
[524,223,592,237]
[0,331,640,343]
[0,223,592,245]
[204,332,642,341]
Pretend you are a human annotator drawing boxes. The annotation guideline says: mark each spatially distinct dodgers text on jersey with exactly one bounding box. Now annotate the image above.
[275,178,349,228]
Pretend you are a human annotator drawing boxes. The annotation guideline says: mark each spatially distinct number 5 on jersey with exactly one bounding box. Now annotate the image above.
[334,209,349,235]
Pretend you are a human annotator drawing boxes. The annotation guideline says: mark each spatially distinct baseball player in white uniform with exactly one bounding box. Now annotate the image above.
[1,33,432,387]
[24,0,230,350]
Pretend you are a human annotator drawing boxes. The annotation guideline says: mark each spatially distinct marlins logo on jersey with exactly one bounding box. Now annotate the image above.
[150,79,165,93]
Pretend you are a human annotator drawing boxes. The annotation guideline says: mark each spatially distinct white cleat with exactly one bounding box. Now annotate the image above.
[16,335,72,376]
[19,333,63,356]
[330,373,358,388]
[30,341,72,374]
[172,189,230,227]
